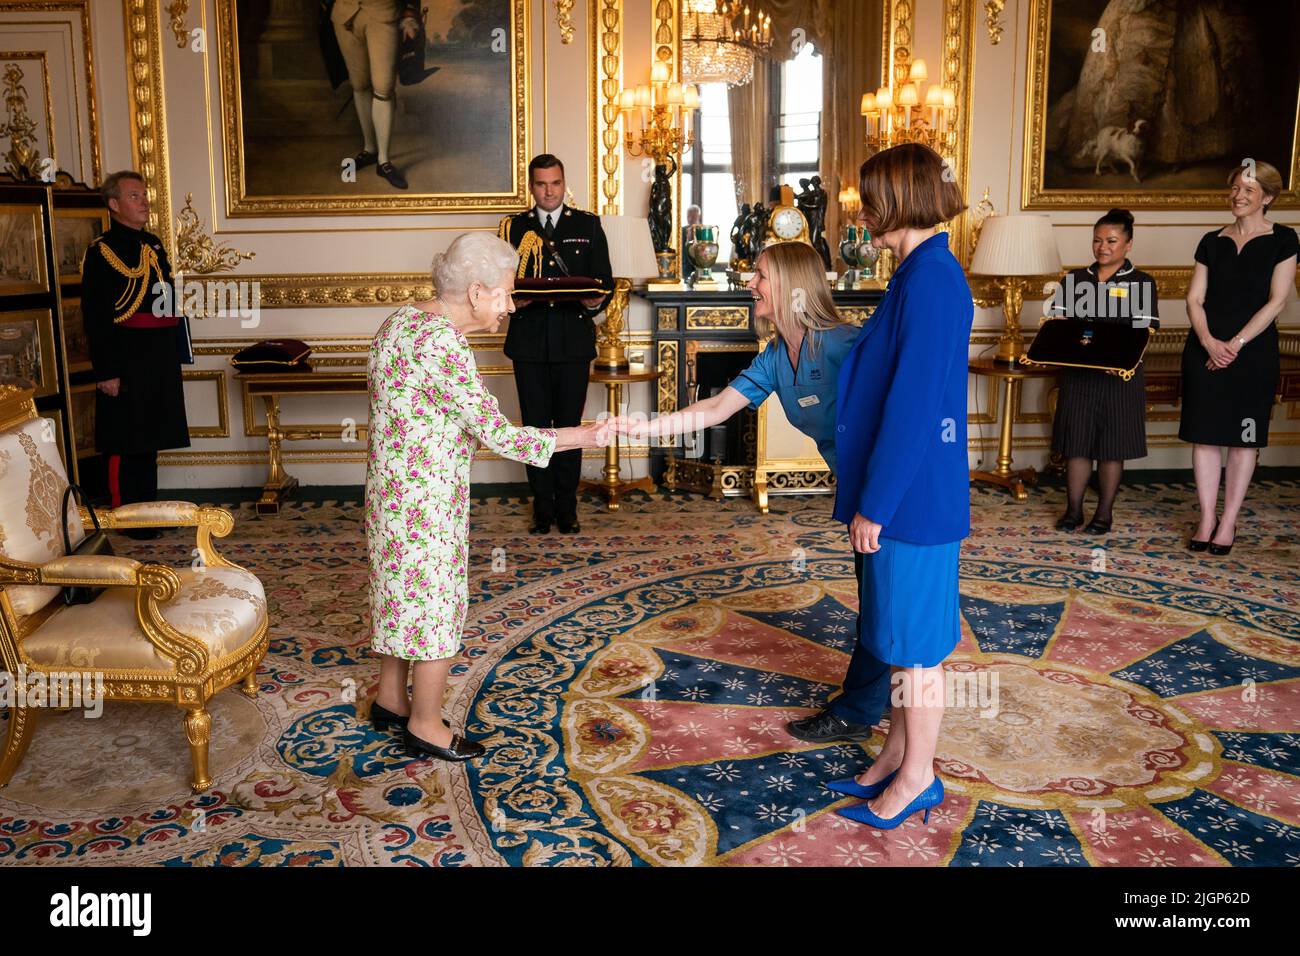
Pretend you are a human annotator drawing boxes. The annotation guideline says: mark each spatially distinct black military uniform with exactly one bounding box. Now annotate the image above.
[81,220,190,507]
[498,204,612,527]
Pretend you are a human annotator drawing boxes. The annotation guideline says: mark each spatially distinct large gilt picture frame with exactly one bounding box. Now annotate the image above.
[52,207,108,286]
[217,0,530,217]
[0,202,50,296]
[0,308,58,398]
[1023,0,1300,210]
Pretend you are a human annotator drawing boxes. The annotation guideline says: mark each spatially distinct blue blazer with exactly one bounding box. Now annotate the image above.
[832,232,974,544]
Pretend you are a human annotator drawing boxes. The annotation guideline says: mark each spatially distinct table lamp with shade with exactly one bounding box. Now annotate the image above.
[596,215,660,371]
[969,214,1062,365]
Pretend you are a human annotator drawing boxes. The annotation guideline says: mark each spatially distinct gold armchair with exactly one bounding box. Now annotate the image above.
[0,385,268,792]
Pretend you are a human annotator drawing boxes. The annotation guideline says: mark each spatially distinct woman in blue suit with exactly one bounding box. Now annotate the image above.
[829,143,973,829]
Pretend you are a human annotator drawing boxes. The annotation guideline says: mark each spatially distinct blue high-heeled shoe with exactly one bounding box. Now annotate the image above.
[836,777,945,829]
[826,769,897,800]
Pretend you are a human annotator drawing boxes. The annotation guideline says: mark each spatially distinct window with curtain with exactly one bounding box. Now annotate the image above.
[681,83,736,260]
[775,43,823,194]
[679,45,824,264]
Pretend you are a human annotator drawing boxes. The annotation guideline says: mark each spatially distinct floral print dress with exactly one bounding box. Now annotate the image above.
[366,305,556,660]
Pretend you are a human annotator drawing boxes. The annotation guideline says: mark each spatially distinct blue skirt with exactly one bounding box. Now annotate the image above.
[857,537,961,668]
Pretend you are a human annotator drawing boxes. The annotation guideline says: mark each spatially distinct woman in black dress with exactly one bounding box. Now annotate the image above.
[1181,161,1299,555]
[1051,209,1159,534]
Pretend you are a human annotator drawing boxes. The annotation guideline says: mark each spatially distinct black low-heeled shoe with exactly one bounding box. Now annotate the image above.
[1188,520,1218,553]
[1055,511,1083,532]
[1083,514,1112,535]
[404,729,485,763]
[369,702,447,733]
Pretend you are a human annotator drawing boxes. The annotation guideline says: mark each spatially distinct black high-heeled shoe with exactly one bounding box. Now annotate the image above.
[404,728,485,763]
[1188,520,1218,553]
[369,702,448,733]
[1208,523,1235,556]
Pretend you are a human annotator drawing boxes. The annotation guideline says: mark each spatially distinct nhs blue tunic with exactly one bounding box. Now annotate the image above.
[728,323,860,475]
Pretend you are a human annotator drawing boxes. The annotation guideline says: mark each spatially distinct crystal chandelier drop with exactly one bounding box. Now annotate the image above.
[681,1,773,88]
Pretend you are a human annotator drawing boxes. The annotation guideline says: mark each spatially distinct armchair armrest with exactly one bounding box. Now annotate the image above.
[86,501,200,528]
[38,554,142,586]
[26,556,208,672]
[78,501,239,569]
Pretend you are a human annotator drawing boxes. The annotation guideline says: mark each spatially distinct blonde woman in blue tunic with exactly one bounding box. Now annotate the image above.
[366,232,612,762]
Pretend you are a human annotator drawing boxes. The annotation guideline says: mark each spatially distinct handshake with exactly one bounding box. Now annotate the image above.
[553,414,659,451]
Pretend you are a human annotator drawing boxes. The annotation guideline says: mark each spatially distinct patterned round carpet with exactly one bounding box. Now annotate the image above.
[1,482,1297,866]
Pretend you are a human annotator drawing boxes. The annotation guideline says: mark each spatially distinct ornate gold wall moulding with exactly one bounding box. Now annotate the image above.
[166,0,189,48]
[187,274,434,309]
[174,193,254,275]
[185,331,676,356]
[555,0,576,44]
[887,0,915,87]
[984,0,1005,45]
[123,0,173,247]
[0,60,42,178]
[156,447,658,468]
[0,1,100,183]
[596,0,623,214]
[182,368,229,438]
[941,0,976,267]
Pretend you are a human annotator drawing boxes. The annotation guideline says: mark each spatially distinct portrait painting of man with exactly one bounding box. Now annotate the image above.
[219,0,527,215]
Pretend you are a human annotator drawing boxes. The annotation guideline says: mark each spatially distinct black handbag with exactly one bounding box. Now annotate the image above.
[60,485,115,606]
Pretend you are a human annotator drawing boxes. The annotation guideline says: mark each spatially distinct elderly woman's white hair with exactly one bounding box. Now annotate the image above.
[431,232,520,298]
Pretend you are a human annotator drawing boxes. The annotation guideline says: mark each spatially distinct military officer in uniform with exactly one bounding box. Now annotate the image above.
[498,154,613,534]
[82,170,190,537]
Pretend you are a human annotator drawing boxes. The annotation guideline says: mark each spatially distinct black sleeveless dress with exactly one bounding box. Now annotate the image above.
[1179,223,1300,448]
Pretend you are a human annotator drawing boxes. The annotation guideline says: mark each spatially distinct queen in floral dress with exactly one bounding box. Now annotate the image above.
[365,232,609,762]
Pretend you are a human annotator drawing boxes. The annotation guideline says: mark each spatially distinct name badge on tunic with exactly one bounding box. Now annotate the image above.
[1109,286,1128,298]
[797,394,820,408]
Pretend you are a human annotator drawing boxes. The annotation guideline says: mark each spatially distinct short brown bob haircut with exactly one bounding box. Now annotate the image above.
[858,143,966,235]
[1228,160,1284,207]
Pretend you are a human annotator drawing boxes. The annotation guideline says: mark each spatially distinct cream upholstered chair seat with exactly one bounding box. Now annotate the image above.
[23,565,267,671]
[0,385,269,792]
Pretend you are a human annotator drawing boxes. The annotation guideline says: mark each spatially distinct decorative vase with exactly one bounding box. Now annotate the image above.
[654,249,676,280]
[856,235,880,279]
[839,225,862,270]
[688,225,720,282]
